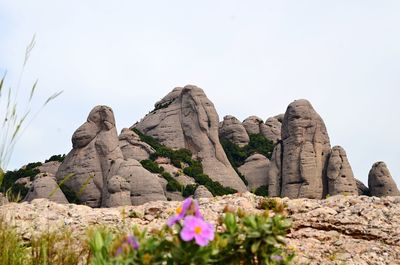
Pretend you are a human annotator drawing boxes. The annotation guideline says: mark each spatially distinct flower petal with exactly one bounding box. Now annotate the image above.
[180,227,195,241]
[194,234,209,246]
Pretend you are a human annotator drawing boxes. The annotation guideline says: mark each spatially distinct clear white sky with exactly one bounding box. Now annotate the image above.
[1,1,399,186]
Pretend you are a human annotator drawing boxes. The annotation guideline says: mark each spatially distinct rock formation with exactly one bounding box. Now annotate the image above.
[261,115,282,143]
[56,105,166,207]
[238,154,270,190]
[133,86,247,192]
[267,144,282,197]
[119,128,155,161]
[368,162,400,197]
[193,185,213,199]
[268,99,331,199]
[219,115,249,147]
[37,161,61,176]
[0,192,8,206]
[25,173,68,204]
[356,179,370,196]
[326,146,358,196]
[242,116,264,135]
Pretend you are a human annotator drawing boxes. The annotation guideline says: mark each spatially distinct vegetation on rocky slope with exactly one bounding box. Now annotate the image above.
[133,128,238,197]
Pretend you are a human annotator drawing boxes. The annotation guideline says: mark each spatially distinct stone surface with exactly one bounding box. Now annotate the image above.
[242,116,264,135]
[37,161,61,176]
[260,115,282,143]
[133,85,246,192]
[280,99,331,199]
[1,193,399,265]
[193,185,213,199]
[56,105,166,207]
[24,173,68,204]
[326,146,358,196]
[119,128,155,161]
[356,179,370,196]
[368,162,400,197]
[238,154,270,190]
[219,115,249,147]
[0,193,8,206]
[102,175,131,207]
[107,159,167,206]
[267,143,282,197]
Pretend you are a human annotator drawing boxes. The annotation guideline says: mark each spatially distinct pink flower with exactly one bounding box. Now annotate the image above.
[180,216,214,246]
[167,198,203,227]
[115,235,139,256]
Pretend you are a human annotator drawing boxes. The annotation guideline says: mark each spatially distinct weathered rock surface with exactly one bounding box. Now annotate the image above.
[37,161,61,176]
[280,99,331,199]
[261,115,282,143]
[219,115,250,147]
[1,193,399,265]
[326,146,358,196]
[368,162,400,197]
[56,105,166,207]
[102,175,131,207]
[267,143,282,197]
[0,193,8,206]
[238,154,270,190]
[133,86,246,192]
[24,173,68,204]
[356,179,370,196]
[119,128,155,161]
[193,185,213,199]
[242,116,264,135]
[107,159,167,205]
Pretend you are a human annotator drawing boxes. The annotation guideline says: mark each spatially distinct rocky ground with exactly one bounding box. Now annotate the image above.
[1,193,399,265]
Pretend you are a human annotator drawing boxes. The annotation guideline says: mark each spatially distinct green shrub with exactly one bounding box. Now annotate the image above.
[1,162,42,198]
[220,134,275,168]
[140,160,164,174]
[162,172,183,192]
[134,129,236,196]
[45,154,66,163]
[245,134,275,159]
[220,138,248,168]
[182,184,198,198]
[254,185,269,197]
[88,198,294,265]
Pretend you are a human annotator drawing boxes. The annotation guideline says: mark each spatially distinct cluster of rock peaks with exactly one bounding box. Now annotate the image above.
[17,85,399,207]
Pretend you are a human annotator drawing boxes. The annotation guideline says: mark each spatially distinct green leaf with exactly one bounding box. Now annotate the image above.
[224,213,237,233]
[94,231,104,252]
[251,241,261,253]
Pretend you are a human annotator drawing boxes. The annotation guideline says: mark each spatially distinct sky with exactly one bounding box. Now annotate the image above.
[0,1,399,186]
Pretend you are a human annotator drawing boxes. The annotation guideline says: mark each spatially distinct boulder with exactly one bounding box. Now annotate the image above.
[193,185,213,199]
[326,146,358,196]
[102,175,131,207]
[242,116,264,135]
[37,161,61,176]
[0,193,8,206]
[267,143,282,197]
[133,85,247,192]
[261,115,282,143]
[56,105,167,207]
[280,99,331,199]
[368,162,400,197]
[25,173,68,204]
[108,159,167,205]
[238,154,270,190]
[219,115,249,147]
[56,105,123,207]
[356,179,370,196]
[119,128,155,161]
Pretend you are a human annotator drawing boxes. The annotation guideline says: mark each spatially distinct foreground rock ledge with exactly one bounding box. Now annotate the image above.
[1,193,399,265]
